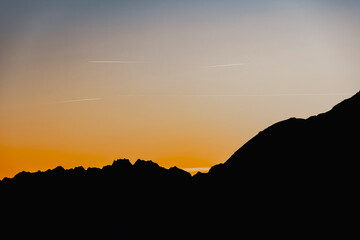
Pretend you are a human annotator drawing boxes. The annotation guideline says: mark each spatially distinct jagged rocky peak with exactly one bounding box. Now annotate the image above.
[133,159,161,168]
[112,159,132,168]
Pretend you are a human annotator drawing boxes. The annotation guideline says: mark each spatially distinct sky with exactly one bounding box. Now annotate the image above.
[1,0,359,179]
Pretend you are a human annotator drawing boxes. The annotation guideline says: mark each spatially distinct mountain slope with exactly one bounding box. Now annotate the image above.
[209,91,360,182]
[198,92,360,238]
[1,91,359,238]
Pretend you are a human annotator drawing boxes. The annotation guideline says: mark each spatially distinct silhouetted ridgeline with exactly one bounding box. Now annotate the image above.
[1,159,194,238]
[1,91,359,239]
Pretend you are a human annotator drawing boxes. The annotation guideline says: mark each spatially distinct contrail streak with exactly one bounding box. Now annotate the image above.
[88,61,139,64]
[204,63,244,68]
[188,93,353,97]
[117,93,353,97]
[52,98,102,104]
[50,93,352,104]
[226,93,353,97]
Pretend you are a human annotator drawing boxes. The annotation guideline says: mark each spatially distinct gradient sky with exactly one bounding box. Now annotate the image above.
[1,0,359,178]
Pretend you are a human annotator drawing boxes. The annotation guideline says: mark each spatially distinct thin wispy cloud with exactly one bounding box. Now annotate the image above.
[117,93,353,97]
[193,93,353,97]
[49,93,352,105]
[228,93,353,97]
[51,98,102,104]
[88,60,139,64]
[204,63,244,68]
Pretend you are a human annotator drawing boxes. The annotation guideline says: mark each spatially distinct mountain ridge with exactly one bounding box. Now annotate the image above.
[0,158,191,182]
[2,91,359,183]
[1,91,359,238]
[209,91,359,175]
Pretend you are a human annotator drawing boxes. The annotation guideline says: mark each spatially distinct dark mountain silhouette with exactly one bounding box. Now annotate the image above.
[210,90,359,177]
[1,159,193,238]
[209,91,360,193]
[1,91,359,239]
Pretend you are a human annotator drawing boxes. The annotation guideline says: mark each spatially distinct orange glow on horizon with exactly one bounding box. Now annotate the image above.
[1,1,359,179]
[0,144,213,179]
